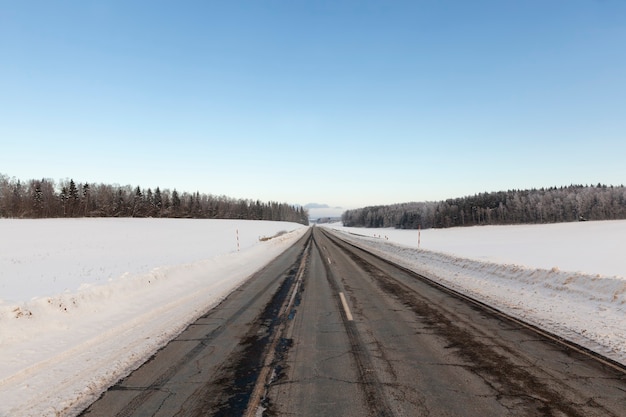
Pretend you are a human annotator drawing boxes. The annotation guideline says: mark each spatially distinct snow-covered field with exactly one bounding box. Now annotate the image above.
[0,218,308,417]
[322,220,626,368]
[1,218,625,417]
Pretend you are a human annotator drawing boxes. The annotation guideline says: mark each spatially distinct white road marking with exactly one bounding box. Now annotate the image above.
[339,292,354,321]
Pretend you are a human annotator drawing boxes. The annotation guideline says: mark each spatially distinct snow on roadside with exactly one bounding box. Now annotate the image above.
[0,218,308,417]
[2,218,625,416]
[322,221,626,367]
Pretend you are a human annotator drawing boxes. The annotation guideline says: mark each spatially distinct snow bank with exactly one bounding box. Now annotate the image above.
[323,221,626,366]
[0,219,308,417]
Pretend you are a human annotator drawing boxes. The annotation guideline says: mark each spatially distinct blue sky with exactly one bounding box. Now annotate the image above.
[2,1,625,210]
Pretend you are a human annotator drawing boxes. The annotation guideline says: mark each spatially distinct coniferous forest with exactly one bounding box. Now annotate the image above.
[0,174,309,225]
[342,184,626,229]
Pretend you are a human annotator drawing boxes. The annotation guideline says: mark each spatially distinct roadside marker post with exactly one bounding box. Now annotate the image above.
[418,224,421,249]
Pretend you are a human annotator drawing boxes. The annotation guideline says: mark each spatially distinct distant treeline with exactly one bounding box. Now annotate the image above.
[342,184,626,229]
[0,174,309,225]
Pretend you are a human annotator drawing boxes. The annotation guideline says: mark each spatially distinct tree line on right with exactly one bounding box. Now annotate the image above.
[341,184,626,229]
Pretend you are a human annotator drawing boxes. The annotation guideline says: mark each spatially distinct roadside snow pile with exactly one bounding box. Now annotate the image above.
[0,218,308,417]
[323,221,626,366]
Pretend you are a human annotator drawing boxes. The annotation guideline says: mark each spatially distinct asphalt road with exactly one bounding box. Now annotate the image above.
[80,226,626,417]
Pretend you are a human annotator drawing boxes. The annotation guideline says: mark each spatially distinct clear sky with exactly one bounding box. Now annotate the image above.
[2,1,625,210]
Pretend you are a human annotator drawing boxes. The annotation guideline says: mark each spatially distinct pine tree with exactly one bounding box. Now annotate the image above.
[171,189,181,216]
[82,183,90,216]
[132,186,143,217]
[68,180,79,217]
[154,187,162,217]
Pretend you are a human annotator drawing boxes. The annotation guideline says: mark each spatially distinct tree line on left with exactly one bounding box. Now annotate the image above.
[0,174,309,225]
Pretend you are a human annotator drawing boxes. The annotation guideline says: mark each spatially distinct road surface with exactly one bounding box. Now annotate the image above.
[81,226,626,416]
